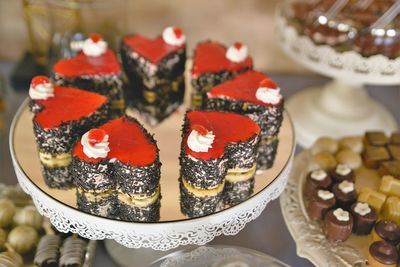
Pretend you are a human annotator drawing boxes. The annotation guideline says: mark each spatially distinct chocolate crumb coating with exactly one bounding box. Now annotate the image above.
[307,189,336,221]
[223,177,254,206]
[59,236,87,267]
[117,194,161,222]
[368,241,398,266]
[179,178,224,218]
[324,208,353,242]
[42,165,72,189]
[304,169,332,198]
[34,235,61,267]
[373,220,400,245]
[76,189,117,219]
[256,137,279,170]
[72,158,113,192]
[332,181,357,208]
[350,202,377,235]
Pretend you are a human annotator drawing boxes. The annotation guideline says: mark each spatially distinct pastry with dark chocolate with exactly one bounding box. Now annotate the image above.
[363,145,391,169]
[179,110,260,217]
[332,180,357,208]
[191,40,253,109]
[350,202,377,235]
[59,236,87,267]
[34,235,61,267]
[120,27,186,125]
[304,169,332,198]
[29,76,110,188]
[206,71,284,169]
[53,33,125,115]
[368,241,398,267]
[378,161,400,179]
[324,208,353,242]
[73,116,161,221]
[331,164,355,183]
[372,220,400,245]
[307,189,336,221]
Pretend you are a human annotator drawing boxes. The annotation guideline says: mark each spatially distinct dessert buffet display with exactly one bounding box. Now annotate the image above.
[277,0,399,147]
[280,131,400,266]
[10,26,295,256]
[0,183,95,267]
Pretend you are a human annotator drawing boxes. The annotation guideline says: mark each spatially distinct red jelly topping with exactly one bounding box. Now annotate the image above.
[53,49,121,78]
[192,124,209,136]
[173,27,183,38]
[233,42,243,50]
[184,111,260,160]
[31,75,50,88]
[208,71,282,107]
[88,128,107,146]
[34,86,107,129]
[191,41,253,77]
[74,117,157,167]
[89,33,102,43]
[123,34,185,64]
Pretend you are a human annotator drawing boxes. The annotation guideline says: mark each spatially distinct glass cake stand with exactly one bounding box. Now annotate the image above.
[277,2,398,148]
[9,99,295,266]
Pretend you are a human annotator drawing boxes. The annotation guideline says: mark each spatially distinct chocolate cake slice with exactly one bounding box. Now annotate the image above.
[72,116,161,221]
[179,110,260,217]
[191,40,253,109]
[120,27,186,125]
[29,76,110,189]
[206,70,284,169]
[53,33,125,115]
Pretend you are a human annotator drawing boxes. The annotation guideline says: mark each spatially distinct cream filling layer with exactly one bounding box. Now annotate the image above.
[182,178,224,197]
[111,99,125,109]
[117,187,160,208]
[226,164,256,183]
[77,188,113,201]
[39,152,72,168]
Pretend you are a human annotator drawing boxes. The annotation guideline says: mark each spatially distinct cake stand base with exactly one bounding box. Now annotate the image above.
[105,240,196,267]
[287,80,398,148]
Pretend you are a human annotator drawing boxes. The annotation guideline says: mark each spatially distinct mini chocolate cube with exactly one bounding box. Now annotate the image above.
[363,145,391,169]
[390,132,400,145]
[379,161,400,179]
[388,145,400,161]
[364,131,388,146]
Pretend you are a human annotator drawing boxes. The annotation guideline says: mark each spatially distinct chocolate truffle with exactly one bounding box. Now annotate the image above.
[304,169,332,198]
[331,164,354,183]
[332,180,357,208]
[324,208,353,242]
[307,189,336,221]
[350,202,377,235]
[372,220,400,245]
[368,241,398,267]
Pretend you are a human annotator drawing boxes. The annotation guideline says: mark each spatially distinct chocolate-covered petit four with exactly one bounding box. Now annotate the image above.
[331,164,354,183]
[304,169,332,198]
[365,131,389,147]
[388,145,400,161]
[372,220,400,245]
[390,133,400,146]
[34,235,61,267]
[307,189,336,221]
[350,202,377,235]
[379,161,400,179]
[324,208,353,242]
[332,180,357,208]
[363,146,391,169]
[368,241,398,267]
[59,236,87,267]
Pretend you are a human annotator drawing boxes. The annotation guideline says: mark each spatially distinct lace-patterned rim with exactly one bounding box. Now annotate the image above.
[279,151,365,267]
[277,16,400,85]
[9,99,295,250]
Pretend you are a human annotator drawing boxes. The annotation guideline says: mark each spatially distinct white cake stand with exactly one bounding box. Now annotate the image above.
[277,16,398,148]
[9,99,295,266]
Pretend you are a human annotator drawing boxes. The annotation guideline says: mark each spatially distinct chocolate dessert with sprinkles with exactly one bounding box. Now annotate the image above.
[179,110,260,217]
[29,76,110,189]
[53,33,125,115]
[120,26,186,125]
[191,40,253,109]
[206,70,284,169]
[72,116,161,221]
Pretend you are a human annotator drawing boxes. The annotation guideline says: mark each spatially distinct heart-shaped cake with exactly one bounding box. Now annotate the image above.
[206,70,285,170]
[53,34,125,114]
[190,40,253,109]
[29,76,110,189]
[179,110,260,217]
[72,116,161,222]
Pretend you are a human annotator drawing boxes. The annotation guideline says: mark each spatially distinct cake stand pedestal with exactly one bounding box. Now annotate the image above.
[10,100,295,266]
[278,16,398,148]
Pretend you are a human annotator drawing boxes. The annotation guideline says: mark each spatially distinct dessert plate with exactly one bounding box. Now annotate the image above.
[10,99,295,249]
[280,150,371,267]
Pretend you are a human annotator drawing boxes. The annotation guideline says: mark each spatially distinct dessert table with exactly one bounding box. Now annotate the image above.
[0,62,399,266]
